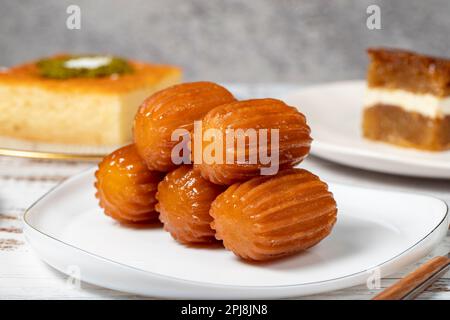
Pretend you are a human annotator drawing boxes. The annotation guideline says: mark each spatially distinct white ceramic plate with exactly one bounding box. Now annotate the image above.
[23,168,448,299]
[24,170,449,298]
[284,80,450,179]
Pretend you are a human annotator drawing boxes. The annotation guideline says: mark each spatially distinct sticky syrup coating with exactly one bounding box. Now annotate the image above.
[95,144,164,223]
[194,98,312,185]
[134,81,236,172]
[156,166,225,244]
[209,169,337,261]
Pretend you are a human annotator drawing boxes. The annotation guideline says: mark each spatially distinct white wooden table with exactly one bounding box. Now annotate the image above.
[0,84,448,299]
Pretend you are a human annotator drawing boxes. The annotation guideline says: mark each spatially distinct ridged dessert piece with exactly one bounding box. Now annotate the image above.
[156,166,225,244]
[194,98,312,185]
[134,81,236,172]
[363,48,450,151]
[209,168,337,261]
[95,144,164,223]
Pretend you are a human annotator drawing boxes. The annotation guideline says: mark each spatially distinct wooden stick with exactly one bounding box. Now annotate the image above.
[373,255,450,300]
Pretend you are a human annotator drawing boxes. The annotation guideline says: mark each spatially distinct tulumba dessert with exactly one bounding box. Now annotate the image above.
[363,48,450,151]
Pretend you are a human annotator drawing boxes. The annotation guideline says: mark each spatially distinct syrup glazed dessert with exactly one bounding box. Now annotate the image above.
[156,166,225,244]
[363,48,450,151]
[95,144,164,223]
[134,81,236,172]
[0,54,181,145]
[210,169,337,261]
[95,81,337,262]
[194,98,312,185]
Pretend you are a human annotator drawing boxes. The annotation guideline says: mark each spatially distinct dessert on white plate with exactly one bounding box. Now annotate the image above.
[23,168,449,298]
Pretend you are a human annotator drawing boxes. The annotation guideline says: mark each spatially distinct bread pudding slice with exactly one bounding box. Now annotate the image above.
[363,48,450,151]
[0,55,181,146]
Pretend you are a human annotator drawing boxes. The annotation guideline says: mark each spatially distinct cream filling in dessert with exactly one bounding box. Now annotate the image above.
[64,56,112,69]
[364,87,450,118]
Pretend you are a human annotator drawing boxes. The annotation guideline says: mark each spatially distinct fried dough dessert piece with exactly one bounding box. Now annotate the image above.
[156,166,225,244]
[134,81,236,172]
[194,98,312,185]
[209,169,337,261]
[95,144,164,223]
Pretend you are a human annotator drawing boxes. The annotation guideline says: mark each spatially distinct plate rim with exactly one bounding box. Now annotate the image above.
[0,147,104,161]
[22,168,449,292]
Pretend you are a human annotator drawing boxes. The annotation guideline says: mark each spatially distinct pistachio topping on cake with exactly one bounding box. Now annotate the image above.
[36,55,133,79]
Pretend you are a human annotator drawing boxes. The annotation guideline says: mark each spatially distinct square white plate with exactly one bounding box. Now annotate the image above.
[23,168,448,298]
[284,80,450,179]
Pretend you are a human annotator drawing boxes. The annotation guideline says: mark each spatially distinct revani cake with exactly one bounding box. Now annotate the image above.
[363,48,450,151]
[0,54,181,145]
[94,82,338,262]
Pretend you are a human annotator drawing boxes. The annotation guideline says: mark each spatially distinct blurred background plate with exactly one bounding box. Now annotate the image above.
[284,80,450,179]
[0,83,295,161]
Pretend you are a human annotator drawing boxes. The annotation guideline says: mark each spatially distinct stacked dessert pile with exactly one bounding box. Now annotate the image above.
[95,81,337,262]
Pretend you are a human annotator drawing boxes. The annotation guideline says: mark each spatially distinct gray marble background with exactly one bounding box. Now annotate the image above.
[0,0,449,83]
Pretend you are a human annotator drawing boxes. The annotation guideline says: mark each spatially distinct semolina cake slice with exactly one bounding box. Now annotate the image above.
[362,48,450,151]
[0,55,181,146]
